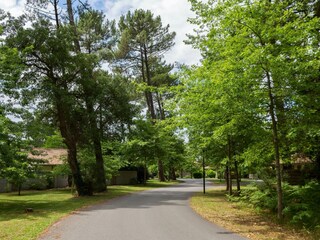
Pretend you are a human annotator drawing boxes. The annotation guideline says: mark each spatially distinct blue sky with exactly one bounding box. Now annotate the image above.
[0,0,201,66]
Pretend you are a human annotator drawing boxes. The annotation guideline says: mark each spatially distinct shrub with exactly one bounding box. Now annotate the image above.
[193,172,202,179]
[283,181,320,229]
[206,170,216,178]
[236,181,320,230]
[237,183,278,212]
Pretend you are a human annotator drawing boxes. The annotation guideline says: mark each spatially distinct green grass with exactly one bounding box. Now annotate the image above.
[0,180,179,240]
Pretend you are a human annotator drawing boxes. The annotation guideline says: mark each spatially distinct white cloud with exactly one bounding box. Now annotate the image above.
[0,0,16,9]
[0,0,26,17]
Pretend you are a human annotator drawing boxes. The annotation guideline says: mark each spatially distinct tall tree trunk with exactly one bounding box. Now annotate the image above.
[99,104,104,138]
[172,167,177,180]
[52,0,88,196]
[53,0,60,29]
[144,158,147,185]
[316,154,320,181]
[86,100,107,192]
[140,46,153,116]
[315,1,320,17]
[143,44,156,120]
[266,71,283,219]
[67,141,92,196]
[169,166,176,180]
[157,158,165,182]
[202,153,206,194]
[66,0,107,192]
[225,167,229,191]
[86,98,106,192]
[227,136,233,195]
[66,0,81,51]
[156,92,165,120]
[55,93,89,196]
[232,142,241,193]
[142,44,165,181]
[234,158,241,194]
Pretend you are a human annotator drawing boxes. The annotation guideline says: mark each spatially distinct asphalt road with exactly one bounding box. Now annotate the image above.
[39,179,247,240]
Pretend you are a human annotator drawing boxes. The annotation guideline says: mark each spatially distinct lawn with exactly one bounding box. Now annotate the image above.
[190,187,316,240]
[0,180,179,240]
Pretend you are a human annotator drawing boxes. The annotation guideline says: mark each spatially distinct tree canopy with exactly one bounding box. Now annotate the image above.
[0,0,319,217]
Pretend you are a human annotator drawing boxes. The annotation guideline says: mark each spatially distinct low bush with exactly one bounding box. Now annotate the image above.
[193,172,203,179]
[283,181,320,229]
[233,183,278,212]
[234,181,320,230]
[206,170,216,178]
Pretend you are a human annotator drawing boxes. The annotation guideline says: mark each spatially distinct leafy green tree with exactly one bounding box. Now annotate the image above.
[44,131,66,148]
[65,3,110,192]
[4,161,32,196]
[187,0,320,218]
[115,9,176,120]
[2,0,137,195]
[2,11,91,195]
[94,72,137,141]
[122,120,156,184]
[161,133,185,181]
[114,9,176,181]
[0,113,35,195]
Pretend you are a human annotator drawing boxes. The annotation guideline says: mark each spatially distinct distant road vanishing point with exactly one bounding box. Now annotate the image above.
[39,179,247,240]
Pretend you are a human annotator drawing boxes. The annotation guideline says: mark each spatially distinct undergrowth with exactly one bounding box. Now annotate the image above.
[229,181,320,234]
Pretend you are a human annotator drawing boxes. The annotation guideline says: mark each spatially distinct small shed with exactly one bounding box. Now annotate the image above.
[111,171,138,185]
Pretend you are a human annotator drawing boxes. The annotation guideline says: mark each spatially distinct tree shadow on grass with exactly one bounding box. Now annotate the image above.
[0,181,194,223]
[0,187,141,222]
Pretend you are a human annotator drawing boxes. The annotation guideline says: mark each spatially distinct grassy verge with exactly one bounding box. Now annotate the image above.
[0,179,179,240]
[190,187,315,240]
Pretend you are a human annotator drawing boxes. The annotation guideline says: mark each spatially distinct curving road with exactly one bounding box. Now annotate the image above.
[39,179,246,240]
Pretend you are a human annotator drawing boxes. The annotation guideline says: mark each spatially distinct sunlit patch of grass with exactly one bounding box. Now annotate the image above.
[0,179,179,240]
[190,188,314,240]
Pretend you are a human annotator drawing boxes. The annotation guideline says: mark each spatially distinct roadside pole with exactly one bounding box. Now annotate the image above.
[202,153,205,194]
